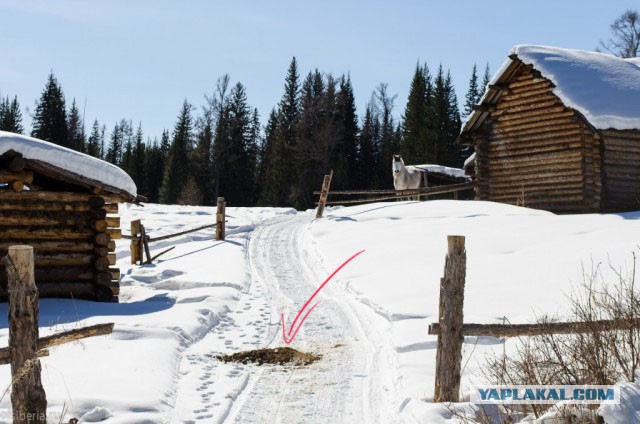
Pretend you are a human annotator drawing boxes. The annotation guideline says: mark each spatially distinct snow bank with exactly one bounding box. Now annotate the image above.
[0,131,137,197]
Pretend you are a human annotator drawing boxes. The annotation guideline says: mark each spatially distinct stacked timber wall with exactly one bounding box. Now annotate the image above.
[474,64,601,213]
[0,191,121,301]
[601,130,640,211]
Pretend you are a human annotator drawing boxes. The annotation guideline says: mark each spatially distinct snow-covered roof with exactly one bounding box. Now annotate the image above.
[413,164,470,180]
[0,131,137,198]
[463,152,476,168]
[463,45,640,133]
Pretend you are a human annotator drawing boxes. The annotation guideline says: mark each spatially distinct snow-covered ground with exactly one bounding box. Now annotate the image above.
[1,200,639,423]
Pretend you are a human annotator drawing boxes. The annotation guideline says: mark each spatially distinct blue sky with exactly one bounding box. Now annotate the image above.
[0,0,637,140]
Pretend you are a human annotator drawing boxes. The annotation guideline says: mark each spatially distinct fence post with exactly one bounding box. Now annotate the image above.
[3,245,47,423]
[216,197,226,241]
[434,235,466,403]
[315,170,334,219]
[130,219,141,264]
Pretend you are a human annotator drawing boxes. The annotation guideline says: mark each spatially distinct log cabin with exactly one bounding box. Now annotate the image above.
[459,45,640,213]
[0,131,139,301]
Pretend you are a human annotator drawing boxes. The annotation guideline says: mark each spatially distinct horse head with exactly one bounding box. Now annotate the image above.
[392,154,404,175]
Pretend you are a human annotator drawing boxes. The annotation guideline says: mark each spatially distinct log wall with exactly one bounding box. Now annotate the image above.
[601,130,640,211]
[473,65,601,213]
[0,191,121,301]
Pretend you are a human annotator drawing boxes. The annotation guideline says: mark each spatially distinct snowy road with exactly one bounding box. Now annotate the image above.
[171,214,401,423]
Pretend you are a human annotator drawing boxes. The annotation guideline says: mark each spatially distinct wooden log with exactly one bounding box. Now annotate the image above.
[0,241,94,253]
[148,224,215,242]
[2,246,47,422]
[316,170,333,219]
[130,219,141,264]
[216,197,226,241]
[0,200,92,213]
[0,323,114,365]
[95,256,110,272]
[108,240,116,252]
[0,228,94,241]
[0,268,97,283]
[428,318,640,338]
[141,226,151,264]
[10,180,24,192]
[0,212,92,227]
[94,220,108,232]
[107,228,122,239]
[0,191,92,203]
[0,282,110,301]
[104,203,119,214]
[108,253,116,266]
[106,216,120,227]
[7,156,26,172]
[95,247,109,257]
[0,169,34,184]
[96,272,112,286]
[34,253,94,267]
[497,109,575,126]
[434,236,466,403]
[95,233,111,246]
[91,208,107,220]
[109,268,121,282]
[89,195,105,209]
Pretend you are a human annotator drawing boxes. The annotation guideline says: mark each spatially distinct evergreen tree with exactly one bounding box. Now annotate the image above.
[86,119,103,158]
[433,67,463,167]
[334,75,359,188]
[0,95,24,134]
[129,123,146,193]
[375,83,397,186]
[257,109,279,205]
[401,63,435,164]
[481,63,491,94]
[106,122,122,165]
[260,57,301,206]
[31,72,68,147]
[160,100,194,204]
[144,136,167,203]
[192,107,215,205]
[67,98,85,151]
[463,64,481,119]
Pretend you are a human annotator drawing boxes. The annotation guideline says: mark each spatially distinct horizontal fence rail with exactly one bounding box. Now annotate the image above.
[316,181,476,206]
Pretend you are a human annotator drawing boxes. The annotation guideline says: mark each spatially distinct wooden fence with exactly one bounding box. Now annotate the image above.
[1,245,113,422]
[314,178,475,217]
[128,197,227,265]
[430,236,640,402]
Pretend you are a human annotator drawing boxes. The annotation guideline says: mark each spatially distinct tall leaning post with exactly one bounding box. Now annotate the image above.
[3,245,47,423]
[433,235,466,403]
[216,197,226,241]
[130,219,141,264]
[315,170,334,219]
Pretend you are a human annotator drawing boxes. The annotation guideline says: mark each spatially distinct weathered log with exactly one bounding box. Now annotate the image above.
[94,233,111,246]
[0,191,92,202]
[0,281,111,301]
[0,267,97,283]
[0,241,94,253]
[34,253,94,267]
[108,253,116,266]
[0,200,92,213]
[7,156,26,172]
[428,318,640,338]
[10,180,24,192]
[0,323,114,365]
[94,220,108,232]
[96,272,112,286]
[130,219,141,264]
[95,257,110,272]
[315,170,333,219]
[216,197,226,241]
[434,236,466,403]
[108,240,116,252]
[0,169,34,184]
[95,247,109,257]
[0,228,94,240]
[0,212,91,227]
[109,268,121,281]
[106,216,120,227]
[91,208,107,220]
[104,203,119,214]
[107,228,122,239]
[3,246,47,422]
[89,196,105,209]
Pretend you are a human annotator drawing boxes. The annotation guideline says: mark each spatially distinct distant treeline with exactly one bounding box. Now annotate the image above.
[0,59,489,209]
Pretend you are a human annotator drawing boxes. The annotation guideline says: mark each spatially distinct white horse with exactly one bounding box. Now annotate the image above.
[392,155,422,191]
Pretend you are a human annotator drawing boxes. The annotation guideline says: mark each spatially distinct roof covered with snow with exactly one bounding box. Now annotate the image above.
[462,45,640,134]
[0,131,137,199]
[413,164,470,180]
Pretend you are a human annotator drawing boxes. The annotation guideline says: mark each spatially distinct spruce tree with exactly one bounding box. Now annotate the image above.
[257,109,279,205]
[402,63,435,164]
[31,72,68,147]
[86,119,103,158]
[481,63,491,94]
[129,124,146,193]
[433,67,463,167]
[192,108,215,205]
[144,137,166,203]
[463,64,481,119]
[160,100,194,204]
[335,75,359,188]
[67,98,85,151]
[106,122,122,165]
[0,95,24,134]
[375,83,397,186]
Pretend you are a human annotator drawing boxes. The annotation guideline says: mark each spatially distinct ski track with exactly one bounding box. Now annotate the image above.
[170,214,401,424]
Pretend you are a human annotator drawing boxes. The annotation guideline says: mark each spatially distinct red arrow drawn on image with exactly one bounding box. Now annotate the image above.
[281,249,365,345]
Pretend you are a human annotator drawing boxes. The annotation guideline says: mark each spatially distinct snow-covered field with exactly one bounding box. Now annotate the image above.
[1,200,639,423]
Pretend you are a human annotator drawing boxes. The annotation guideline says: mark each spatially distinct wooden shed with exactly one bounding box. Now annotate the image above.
[0,131,138,301]
[459,45,640,213]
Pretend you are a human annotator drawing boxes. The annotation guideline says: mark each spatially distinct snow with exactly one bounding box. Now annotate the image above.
[0,131,137,197]
[490,45,640,130]
[1,200,640,422]
[463,152,476,168]
[413,164,469,180]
